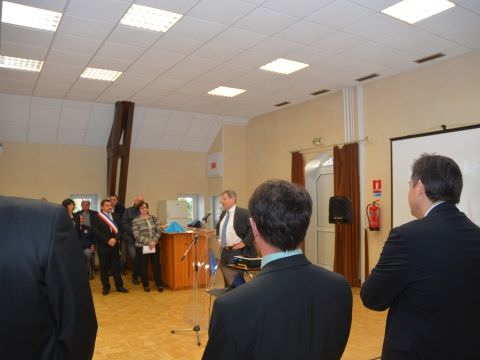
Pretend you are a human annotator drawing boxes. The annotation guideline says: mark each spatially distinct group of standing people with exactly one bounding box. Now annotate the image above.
[60,194,164,295]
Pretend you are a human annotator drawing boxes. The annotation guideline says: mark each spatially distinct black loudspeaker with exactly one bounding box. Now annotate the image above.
[329,196,352,224]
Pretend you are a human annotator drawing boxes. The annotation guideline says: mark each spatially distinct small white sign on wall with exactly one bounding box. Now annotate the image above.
[208,152,223,177]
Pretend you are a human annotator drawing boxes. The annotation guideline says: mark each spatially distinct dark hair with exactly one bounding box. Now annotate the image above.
[222,190,237,200]
[411,154,462,203]
[248,180,312,251]
[137,201,149,209]
[62,198,75,209]
[100,199,111,207]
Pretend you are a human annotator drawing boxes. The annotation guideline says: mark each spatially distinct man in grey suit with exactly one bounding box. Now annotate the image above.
[203,180,352,360]
[361,154,480,359]
[0,196,97,359]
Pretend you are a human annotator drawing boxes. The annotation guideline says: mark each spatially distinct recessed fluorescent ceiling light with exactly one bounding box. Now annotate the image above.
[208,86,246,97]
[120,4,182,32]
[81,67,122,81]
[1,1,62,31]
[0,55,43,72]
[260,58,309,75]
[382,0,455,24]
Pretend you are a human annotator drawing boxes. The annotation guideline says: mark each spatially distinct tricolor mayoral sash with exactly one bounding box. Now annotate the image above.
[98,212,119,235]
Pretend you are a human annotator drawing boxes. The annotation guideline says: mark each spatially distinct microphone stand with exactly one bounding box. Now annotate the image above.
[171,230,202,346]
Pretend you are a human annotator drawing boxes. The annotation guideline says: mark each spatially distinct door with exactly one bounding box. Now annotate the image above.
[305,155,334,271]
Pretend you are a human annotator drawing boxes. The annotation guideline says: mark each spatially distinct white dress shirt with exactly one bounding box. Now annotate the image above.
[219,205,242,246]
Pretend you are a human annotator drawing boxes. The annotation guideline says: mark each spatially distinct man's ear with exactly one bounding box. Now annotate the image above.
[416,179,427,197]
[249,217,260,238]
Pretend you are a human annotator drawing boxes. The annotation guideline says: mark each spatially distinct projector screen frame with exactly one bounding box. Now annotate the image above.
[390,123,480,228]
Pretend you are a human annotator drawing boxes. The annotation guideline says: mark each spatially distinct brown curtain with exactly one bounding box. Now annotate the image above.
[333,143,361,287]
[291,152,305,187]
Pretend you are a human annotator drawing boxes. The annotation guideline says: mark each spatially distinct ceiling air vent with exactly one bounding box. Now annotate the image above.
[310,89,330,96]
[356,73,379,82]
[415,52,445,64]
[274,101,290,107]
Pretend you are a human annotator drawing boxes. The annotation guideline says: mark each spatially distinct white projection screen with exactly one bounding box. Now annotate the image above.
[391,125,480,228]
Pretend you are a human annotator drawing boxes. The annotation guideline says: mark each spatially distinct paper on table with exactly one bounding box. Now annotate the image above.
[143,245,156,254]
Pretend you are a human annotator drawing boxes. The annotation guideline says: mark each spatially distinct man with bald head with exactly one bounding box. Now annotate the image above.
[122,194,144,285]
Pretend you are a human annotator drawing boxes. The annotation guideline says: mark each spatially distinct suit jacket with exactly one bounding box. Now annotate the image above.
[216,206,257,257]
[202,254,352,360]
[0,196,97,360]
[121,206,139,244]
[361,202,480,360]
[92,212,122,254]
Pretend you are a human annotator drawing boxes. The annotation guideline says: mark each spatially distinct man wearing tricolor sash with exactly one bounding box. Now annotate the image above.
[93,199,129,295]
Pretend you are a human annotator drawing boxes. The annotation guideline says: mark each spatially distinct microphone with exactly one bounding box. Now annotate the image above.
[202,213,211,222]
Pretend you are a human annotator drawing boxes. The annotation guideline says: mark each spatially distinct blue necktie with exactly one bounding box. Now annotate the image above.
[221,211,230,247]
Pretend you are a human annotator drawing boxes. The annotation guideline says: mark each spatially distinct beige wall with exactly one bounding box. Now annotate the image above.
[207,128,223,200]
[122,149,208,216]
[222,124,248,207]
[363,50,480,268]
[0,143,106,204]
[0,143,209,216]
[246,91,345,192]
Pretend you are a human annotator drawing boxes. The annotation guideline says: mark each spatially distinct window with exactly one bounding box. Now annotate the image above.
[178,194,204,221]
[71,194,99,212]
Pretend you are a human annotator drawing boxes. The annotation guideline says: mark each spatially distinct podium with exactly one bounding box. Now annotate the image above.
[160,230,212,290]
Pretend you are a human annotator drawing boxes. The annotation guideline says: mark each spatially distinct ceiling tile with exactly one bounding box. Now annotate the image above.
[0,124,27,142]
[84,130,108,146]
[59,106,91,129]
[377,28,460,56]
[235,7,298,35]
[163,116,192,135]
[13,0,68,12]
[0,100,30,126]
[108,25,162,48]
[41,62,83,80]
[210,27,268,50]
[347,0,399,11]
[286,46,331,63]
[343,13,409,40]
[192,43,242,62]
[189,0,257,25]
[140,116,168,134]
[51,34,101,55]
[179,136,208,152]
[134,133,159,148]
[1,24,53,48]
[1,41,48,60]
[57,15,114,41]
[307,0,374,29]
[88,56,131,72]
[262,0,334,18]
[249,37,304,57]
[137,49,185,67]
[157,134,183,147]
[95,42,146,63]
[276,20,336,45]
[168,16,228,42]
[29,104,62,127]
[185,118,215,137]
[150,34,202,55]
[311,31,368,55]
[134,0,198,14]
[87,108,113,131]
[45,49,91,67]
[57,128,86,145]
[28,126,57,144]
[65,0,131,24]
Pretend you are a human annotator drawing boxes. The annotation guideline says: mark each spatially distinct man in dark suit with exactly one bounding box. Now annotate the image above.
[75,200,98,279]
[0,196,97,359]
[109,194,125,218]
[121,194,143,284]
[216,189,257,287]
[203,180,352,360]
[92,198,128,295]
[361,154,480,360]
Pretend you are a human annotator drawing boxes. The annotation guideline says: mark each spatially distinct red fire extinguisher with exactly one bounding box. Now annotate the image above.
[366,200,380,231]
